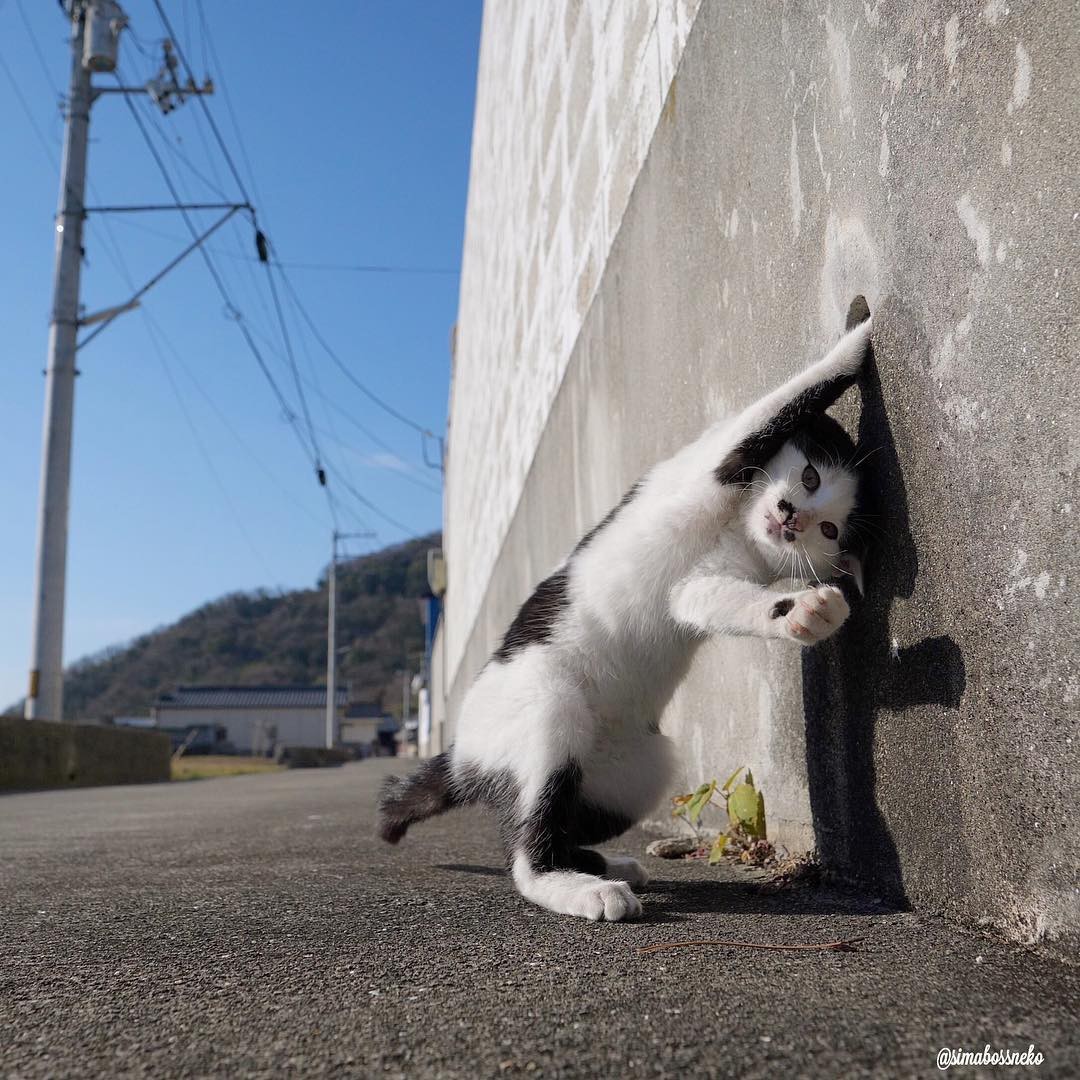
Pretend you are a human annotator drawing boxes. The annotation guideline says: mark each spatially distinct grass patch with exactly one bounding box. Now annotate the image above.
[171,755,285,782]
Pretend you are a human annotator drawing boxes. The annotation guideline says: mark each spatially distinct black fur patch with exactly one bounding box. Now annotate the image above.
[575,801,634,846]
[521,763,584,872]
[377,752,459,844]
[390,754,634,880]
[574,481,642,553]
[714,367,863,486]
[770,598,795,619]
[519,761,633,874]
[492,568,570,663]
[846,294,871,330]
[789,412,858,470]
[565,848,608,875]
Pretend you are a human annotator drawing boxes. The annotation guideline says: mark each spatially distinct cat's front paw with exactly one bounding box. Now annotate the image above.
[565,880,643,921]
[770,585,849,644]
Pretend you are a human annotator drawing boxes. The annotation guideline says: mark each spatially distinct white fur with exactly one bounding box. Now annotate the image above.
[511,854,643,921]
[452,320,872,921]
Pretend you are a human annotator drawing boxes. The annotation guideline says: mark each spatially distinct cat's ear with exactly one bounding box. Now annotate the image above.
[836,551,865,596]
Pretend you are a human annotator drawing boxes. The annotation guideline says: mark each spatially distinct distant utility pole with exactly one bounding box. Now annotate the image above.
[325,530,373,748]
[26,1,217,722]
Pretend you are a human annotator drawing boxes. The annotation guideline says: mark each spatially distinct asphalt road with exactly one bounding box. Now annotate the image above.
[2,761,1076,1079]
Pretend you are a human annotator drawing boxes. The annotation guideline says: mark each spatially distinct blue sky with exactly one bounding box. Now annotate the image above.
[0,0,482,709]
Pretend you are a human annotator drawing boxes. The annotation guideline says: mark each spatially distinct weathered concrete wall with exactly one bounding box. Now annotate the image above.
[447,0,1078,955]
[449,0,702,672]
[0,718,172,791]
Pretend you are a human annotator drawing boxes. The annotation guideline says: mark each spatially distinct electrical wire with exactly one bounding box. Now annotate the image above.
[192,0,264,210]
[134,5,431,535]
[322,459,414,537]
[259,240,328,489]
[114,78,322,481]
[0,47,61,167]
[150,0,252,205]
[14,0,59,98]
[164,0,445,446]
[313,424,442,497]
[140,308,328,530]
[117,80,420,537]
[277,269,438,439]
[141,312,282,586]
[261,261,459,275]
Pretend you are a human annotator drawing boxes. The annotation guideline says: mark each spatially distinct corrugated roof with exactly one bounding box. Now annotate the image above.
[154,685,349,710]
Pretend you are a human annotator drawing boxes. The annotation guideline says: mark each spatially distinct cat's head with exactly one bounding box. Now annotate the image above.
[745,413,867,593]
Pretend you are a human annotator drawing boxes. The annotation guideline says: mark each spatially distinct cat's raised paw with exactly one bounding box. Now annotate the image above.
[603,855,649,887]
[780,584,849,644]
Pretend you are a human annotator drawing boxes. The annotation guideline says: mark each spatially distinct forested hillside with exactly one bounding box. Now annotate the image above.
[19,534,439,721]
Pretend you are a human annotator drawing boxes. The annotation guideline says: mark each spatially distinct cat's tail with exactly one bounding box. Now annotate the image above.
[377,751,462,844]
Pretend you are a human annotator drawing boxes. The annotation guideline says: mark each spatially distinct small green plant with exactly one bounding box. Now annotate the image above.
[671,767,773,866]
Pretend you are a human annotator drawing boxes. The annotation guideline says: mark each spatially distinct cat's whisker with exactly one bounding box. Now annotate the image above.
[846,445,884,472]
[742,465,777,486]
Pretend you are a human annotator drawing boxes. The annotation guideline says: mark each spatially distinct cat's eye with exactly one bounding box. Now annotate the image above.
[820,521,838,540]
[802,464,820,492]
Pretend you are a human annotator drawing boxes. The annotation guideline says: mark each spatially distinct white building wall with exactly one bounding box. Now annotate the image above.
[447,0,702,683]
[159,708,328,753]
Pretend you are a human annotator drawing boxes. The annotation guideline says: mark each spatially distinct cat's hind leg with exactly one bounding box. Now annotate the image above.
[506,763,643,922]
[572,807,648,887]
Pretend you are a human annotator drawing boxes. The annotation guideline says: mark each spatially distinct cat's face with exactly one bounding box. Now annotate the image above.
[745,439,864,592]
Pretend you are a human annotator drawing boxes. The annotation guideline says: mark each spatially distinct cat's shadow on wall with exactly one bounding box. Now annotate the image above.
[800,305,966,906]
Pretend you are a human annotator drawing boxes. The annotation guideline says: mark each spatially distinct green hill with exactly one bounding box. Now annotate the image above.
[25,533,440,722]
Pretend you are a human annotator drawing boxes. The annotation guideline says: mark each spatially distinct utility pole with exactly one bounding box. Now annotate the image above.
[26,1,216,722]
[26,4,105,721]
[325,530,373,748]
[325,533,337,749]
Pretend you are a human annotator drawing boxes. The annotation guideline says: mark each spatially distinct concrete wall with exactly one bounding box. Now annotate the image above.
[447,0,1078,956]
[0,718,171,791]
[449,0,702,671]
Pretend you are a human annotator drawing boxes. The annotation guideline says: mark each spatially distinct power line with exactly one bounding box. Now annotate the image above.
[192,0,264,210]
[140,308,328,530]
[145,119,231,201]
[0,46,60,168]
[277,269,438,439]
[141,312,281,585]
[114,76,323,487]
[14,0,60,99]
[322,459,414,537]
[134,5,430,538]
[258,236,328,485]
[231,297,440,484]
[160,0,444,448]
[263,261,459,275]
[150,0,252,205]
[313,424,442,497]
[102,217,460,274]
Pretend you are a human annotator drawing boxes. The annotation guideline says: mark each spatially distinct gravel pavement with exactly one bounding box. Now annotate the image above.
[2,760,1076,1078]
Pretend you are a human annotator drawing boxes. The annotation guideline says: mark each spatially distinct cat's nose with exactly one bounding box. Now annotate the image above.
[783,529,797,543]
[777,499,795,519]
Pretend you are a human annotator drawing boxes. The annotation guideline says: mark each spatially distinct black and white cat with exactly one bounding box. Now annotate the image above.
[379,310,874,921]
